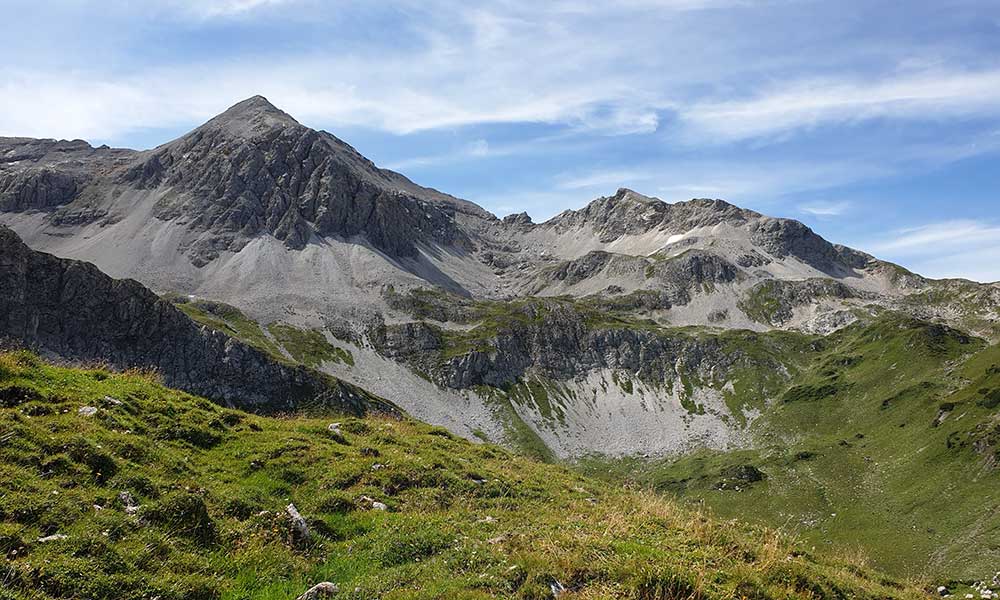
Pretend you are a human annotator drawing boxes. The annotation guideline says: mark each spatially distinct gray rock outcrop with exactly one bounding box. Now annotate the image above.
[375,299,788,390]
[0,226,393,415]
[119,96,472,264]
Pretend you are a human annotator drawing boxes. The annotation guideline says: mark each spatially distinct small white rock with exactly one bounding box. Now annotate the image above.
[295,582,339,600]
[78,406,98,417]
[37,534,68,543]
[286,503,310,542]
[371,501,388,511]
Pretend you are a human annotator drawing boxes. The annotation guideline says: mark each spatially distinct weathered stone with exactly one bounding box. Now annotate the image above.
[0,226,395,415]
[286,503,310,546]
[119,96,472,263]
[295,582,339,600]
[376,299,785,391]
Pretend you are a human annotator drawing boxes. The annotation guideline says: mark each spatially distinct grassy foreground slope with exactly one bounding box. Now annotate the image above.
[0,352,929,600]
[588,317,1000,581]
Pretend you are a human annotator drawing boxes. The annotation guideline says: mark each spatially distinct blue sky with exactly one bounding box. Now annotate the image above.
[3,0,1000,281]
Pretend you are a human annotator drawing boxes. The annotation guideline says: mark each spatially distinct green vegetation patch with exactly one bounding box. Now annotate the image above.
[0,352,927,599]
[167,295,282,357]
[738,280,787,325]
[782,382,844,404]
[267,324,354,367]
[165,295,355,370]
[590,315,999,581]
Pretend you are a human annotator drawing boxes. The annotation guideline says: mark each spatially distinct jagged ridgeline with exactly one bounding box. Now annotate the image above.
[2,96,999,583]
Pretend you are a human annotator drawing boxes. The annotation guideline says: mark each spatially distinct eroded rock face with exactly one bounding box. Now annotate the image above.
[543,190,753,242]
[536,188,870,276]
[0,138,126,213]
[0,226,391,415]
[120,96,471,264]
[740,279,866,327]
[376,301,786,390]
[748,218,871,274]
[0,168,83,212]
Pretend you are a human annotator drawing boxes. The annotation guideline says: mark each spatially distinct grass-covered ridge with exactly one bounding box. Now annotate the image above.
[167,294,283,357]
[582,317,1000,582]
[166,295,354,368]
[0,352,931,600]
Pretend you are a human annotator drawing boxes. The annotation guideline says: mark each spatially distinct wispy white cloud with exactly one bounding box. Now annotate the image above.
[167,0,293,19]
[868,220,1000,255]
[800,201,851,217]
[554,159,891,203]
[681,69,1000,143]
[384,138,494,171]
[657,183,727,196]
[5,1,1000,155]
[904,246,1000,283]
[852,219,1000,282]
[468,139,490,157]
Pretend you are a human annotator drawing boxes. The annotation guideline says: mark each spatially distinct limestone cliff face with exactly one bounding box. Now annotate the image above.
[374,300,792,390]
[0,167,82,212]
[0,226,392,415]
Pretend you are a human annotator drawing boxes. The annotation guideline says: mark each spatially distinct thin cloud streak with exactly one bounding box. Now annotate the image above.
[166,0,294,18]
[7,2,1000,148]
[555,170,656,191]
[800,201,851,217]
[681,69,1000,143]
[868,220,1000,255]
[848,218,1000,282]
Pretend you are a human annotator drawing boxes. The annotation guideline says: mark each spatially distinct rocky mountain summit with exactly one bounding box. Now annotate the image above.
[119,96,476,265]
[537,190,868,275]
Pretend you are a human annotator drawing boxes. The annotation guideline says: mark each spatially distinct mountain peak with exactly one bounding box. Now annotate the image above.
[221,95,284,115]
[613,188,659,203]
[205,95,300,135]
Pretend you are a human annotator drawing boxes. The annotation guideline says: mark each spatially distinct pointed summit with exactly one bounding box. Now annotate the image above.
[220,95,286,117]
[613,188,658,203]
[203,95,300,136]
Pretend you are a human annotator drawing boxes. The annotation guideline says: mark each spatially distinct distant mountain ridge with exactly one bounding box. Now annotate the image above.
[1,96,998,456]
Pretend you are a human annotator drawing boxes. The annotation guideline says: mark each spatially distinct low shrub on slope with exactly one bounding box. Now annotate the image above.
[0,351,927,599]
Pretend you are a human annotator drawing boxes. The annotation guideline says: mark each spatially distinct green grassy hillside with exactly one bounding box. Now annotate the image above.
[0,351,930,599]
[166,296,354,369]
[584,317,1000,583]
